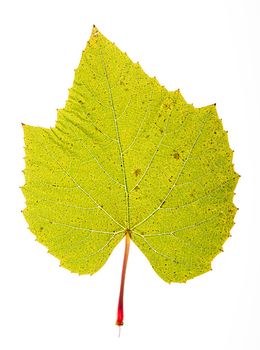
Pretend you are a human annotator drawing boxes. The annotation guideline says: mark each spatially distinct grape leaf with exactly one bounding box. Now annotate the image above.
[22,26,239,325]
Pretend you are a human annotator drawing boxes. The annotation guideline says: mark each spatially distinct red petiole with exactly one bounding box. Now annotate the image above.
[116,231,131,328]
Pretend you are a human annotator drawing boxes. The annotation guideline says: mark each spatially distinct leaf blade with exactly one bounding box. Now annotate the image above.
[22,27,238,282]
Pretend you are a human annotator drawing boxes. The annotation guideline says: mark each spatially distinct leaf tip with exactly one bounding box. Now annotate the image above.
[91,25,99,37]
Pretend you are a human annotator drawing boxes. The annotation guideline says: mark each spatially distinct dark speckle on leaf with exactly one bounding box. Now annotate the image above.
[173,152,180,159]
[134,169,141,177]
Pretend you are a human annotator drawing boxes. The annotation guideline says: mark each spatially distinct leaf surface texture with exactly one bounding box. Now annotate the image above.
[22,27,238,282]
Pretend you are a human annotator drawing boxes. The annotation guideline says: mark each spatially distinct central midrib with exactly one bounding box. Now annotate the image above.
[109,92,130,228]
[100,52,131,229]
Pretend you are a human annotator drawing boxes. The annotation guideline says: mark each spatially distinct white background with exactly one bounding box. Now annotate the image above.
[0,0,259,349]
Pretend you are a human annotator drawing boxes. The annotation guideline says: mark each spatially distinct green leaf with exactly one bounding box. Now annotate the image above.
[22,26,238,283]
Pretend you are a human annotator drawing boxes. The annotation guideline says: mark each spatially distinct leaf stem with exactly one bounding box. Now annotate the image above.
[116,231,131,327]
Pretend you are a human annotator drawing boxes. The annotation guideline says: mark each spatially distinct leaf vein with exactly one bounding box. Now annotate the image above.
[132,111,210,229]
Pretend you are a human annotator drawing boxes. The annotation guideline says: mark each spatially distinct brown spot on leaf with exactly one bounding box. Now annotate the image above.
[134,169,141,177]
[173,152,180,160]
